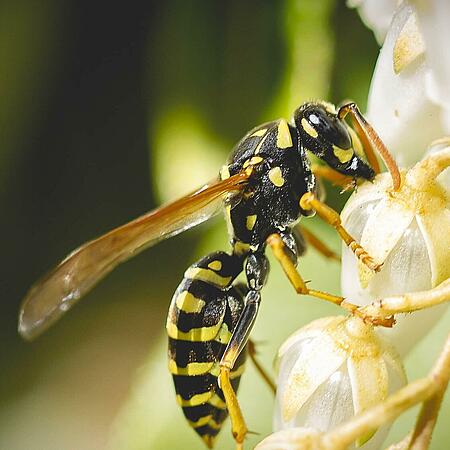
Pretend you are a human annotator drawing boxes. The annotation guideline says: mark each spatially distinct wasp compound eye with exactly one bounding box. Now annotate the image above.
[305,107,351,150]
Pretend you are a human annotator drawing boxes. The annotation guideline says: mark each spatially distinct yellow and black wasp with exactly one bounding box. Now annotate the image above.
[19,101,385,448]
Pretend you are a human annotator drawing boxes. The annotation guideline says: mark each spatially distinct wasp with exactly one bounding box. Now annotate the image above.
[19,101,386,449]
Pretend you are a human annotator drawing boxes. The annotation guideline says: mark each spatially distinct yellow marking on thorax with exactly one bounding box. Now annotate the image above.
[301,118,318,138]
[166,319,224,342]
[207,260,222,271]
[175,290,206,314]
[333,145,353,163]
[268,166,285,187]
[208,394,227,409]
[176,391,213,407]
[168,359,214,376]
[184,267,232,287]
[276,119,293,149]
[254,133,269,154]
[233,241,251,256]
[246,214,257,231]
[243,156,263,168]
[220,164,230,180]
[250,128,267,137]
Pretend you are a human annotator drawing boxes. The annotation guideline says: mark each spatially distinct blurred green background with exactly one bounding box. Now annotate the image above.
[0,1,448,449]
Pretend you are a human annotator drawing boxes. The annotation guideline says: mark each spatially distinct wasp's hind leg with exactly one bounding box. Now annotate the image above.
[219,252,269,449]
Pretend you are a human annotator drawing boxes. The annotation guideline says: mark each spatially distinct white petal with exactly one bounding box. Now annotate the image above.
[288,364,354,432]
[347,0,399,44]
[278,333,346,422]
[411,0,450,117]
[366,3,445,167]
[256,428,324,450]
[357,197,415,287]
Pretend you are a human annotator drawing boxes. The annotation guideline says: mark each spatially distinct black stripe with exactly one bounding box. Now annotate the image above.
[172,373,217,400]
[182,404,213,422]
[194,425,221,439]
[168,338,225,367]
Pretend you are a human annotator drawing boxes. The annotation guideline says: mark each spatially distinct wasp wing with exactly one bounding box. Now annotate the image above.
[19,172,248,341]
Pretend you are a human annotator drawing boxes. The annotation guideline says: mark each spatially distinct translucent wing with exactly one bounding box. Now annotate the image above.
[19,172,248,340]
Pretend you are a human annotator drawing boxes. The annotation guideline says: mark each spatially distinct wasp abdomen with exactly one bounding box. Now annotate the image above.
[166,251,245,447]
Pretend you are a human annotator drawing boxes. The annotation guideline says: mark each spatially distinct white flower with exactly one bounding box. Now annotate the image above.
[341,148,450,356]
[352,1,450,167]
[273,316,406,449]
[255,427,324,450]
[347,0,399,44]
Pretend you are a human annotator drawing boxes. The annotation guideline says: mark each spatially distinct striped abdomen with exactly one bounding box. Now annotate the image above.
[166,252,245,448]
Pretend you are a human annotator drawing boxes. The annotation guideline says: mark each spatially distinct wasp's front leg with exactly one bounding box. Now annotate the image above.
[299,192,382,272]
[220,252,269,449]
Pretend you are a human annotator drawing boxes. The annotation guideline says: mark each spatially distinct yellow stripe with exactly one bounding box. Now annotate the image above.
[250,128,267,137]
[176,391,213,407]
[333,145,353,163]
[276,119,293,149]
[208,394,227,409]
[175,290,206,313]
[215,323,232,344]
[208,418,222,430]
[185,267,232,287]
[168,359,214,376]
[166,320,224,342]
[188,415,212,428]
[301,118,318,138]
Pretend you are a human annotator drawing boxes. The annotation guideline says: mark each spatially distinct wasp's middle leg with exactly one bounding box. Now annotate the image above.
[267,231,345,305]
[219,252,269,448]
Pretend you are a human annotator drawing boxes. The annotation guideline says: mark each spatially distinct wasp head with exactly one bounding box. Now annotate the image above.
[293,102,375,181]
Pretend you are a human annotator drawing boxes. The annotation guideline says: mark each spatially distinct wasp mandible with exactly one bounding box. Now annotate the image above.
[19,101,392,449]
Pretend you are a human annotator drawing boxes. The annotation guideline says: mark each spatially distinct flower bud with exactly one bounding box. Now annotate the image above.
[273,316,406,449]
[256,427,324,450]
[341,148,450,355]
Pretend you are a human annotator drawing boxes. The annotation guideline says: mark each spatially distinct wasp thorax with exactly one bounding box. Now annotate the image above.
[273,316,406,449]
[341,148,450,356]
